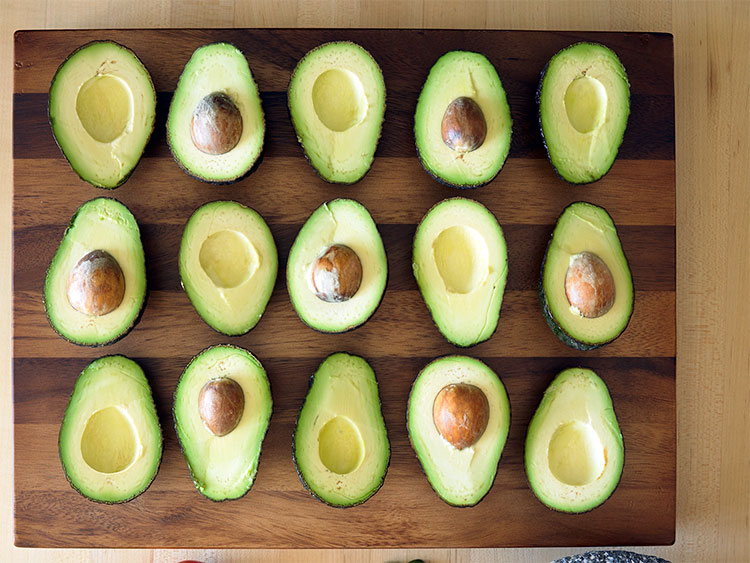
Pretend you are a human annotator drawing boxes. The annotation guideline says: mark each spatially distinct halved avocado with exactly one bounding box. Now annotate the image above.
[49,41,156,188]
[540,201,633,350]
[288,42,385,184]
[173,345,272,501]
[525,367,624,513]
[59,355,162,503]
[408,356,510,506]
[287,199,387,333]
[415,51,512,188]
[538,42,630,184]
[167,43,265,183]
[293,352,389,507]
[413,198,508,347]
[179,201,277,336]
[43,198,147,346]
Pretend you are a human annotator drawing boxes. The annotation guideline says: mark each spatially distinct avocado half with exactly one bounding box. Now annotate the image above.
[288,42,385,184]
[173,345,272,501]
[48,41,156,188]
[539,201,634,350]
[415,51,512,189]
[59,355,163,503]
[525,367,624,513]
[179,201,278,336]
[293,352,390,508]
[413,198,508,347]
[43,197,147,346]
[167,43,265,184]
[538,42,630,184]
[407,356,510,507]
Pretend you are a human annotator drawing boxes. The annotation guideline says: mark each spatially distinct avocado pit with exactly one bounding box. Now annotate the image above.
[67,249,126,316]
[441,96,487,153]
[191,92,243,155]
[311,244,363,303]
[198,377,245,437]
[432,383,490,450]
[564,251,615,318]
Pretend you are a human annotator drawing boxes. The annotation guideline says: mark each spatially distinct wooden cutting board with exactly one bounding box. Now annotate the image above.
[12,29,675,548]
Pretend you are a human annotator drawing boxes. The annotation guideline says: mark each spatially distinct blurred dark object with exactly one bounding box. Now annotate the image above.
[553,550,670,563]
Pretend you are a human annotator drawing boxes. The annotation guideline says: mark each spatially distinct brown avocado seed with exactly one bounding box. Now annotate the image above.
[441,96,487,153]
[66,249,125,316]
[198,378,245,437]
[190,92,243,155]
[564,251,616,319]
[311,244,363,303]
[432,383,490,450]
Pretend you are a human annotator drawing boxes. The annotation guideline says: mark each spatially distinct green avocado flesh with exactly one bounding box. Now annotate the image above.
[539,42,630,184]
[415,51,512,188]
[288,42,385,184]
[293,353,389,507]
[44,198,147,346]
[167,43,265,183]
[174,345,272,501]
[540,201,633,350]
[179,201,278,336]
[525,367,623,513]
[59,355,162,503]
[287,199,387,333]
[408,356,510,506]
[413,198,508,347]
[49,41,156,188]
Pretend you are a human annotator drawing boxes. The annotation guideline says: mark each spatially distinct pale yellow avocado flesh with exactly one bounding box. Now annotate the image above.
[408,356,510,506]
[525,368,623,513]
[288,42,385,183]
[180,201,277,336]
[413,198,507,347]
[59,356,162,503]
[294,353,389,506]
[49,41,155,188]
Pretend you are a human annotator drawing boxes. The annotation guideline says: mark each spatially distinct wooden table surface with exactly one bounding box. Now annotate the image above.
[1,1,747,562]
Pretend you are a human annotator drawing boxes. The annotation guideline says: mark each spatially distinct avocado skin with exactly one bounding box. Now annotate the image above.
[291,352,390,508]
[537,201,634,350]
[536,42,630,185]
[58,355,163,504]
[412,197,505,348]
[405,355,509,507]
[42,197,149,347]
[287,42,385,186]
[48,41,156,190]
[172,344,272,502]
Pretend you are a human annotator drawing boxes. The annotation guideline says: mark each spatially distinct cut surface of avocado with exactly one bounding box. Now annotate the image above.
[539,42,629,184]
[288,42,385,184]
[59,355,162,503]
[287,199,387,333]
[49,41,156,188]
[408,356,510,506]
[415,51,512,188]
[293,353,389,507]
[44,198,147,346]
[540,201,633,350]
[413,198,508,347]
[179,201,277,336]
[525,367,623,513]
[167,43,265,183]
[173,345,272,501]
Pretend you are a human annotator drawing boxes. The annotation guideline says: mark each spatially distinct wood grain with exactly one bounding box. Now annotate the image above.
[12,28,675,549]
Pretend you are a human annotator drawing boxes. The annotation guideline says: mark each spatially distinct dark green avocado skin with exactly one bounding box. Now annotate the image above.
[172,344,272,502]
[42,197,149,347]
[536,42,630,185]
[48,41,156,189]
[58,355,163,504]
[291,352,390,508]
